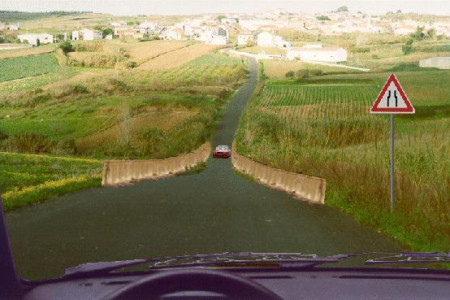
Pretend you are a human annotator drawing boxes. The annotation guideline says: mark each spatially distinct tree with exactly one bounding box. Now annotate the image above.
[285,71,295,78]
[102,28,113,38]
[59,41,74,55]
[427,28,436,39]
[216,15,226,22]
[402,38,413,55]
[413,26,425,41]
[316,15,331,21]
[296,69,309,80]
[36,38,40,46]
[337,6,349,12]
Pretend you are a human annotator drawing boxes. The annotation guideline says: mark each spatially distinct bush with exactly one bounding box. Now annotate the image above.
[310,69,323,76]
[285,70,295,78]
[6,133,54,153]
[351,47,370,53]
[126,61,137,68]
[59,41,74,55]
[296,69,309,80]
[316,15,330,21]
[73,84,89,94]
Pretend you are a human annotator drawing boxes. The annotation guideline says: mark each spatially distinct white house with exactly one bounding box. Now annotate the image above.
[18,33,53,46]
[393,26,416,36]
[6,24,19,31]
[237,34,254,46]
[110,21,127,28]
[221,18,238,25]
[207,35,227,45]
[160,28,184,40]
[137,21,158,34]
[256,32,290,48]
[72,29,102,41]
[287,46,347,63]
[239,19,271,31]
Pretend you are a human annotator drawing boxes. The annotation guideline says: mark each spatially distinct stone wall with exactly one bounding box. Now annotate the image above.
[102,143,211,186]
[231,145,326,204]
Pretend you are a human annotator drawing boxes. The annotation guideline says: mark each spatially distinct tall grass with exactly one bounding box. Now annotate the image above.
[236,75,450,251]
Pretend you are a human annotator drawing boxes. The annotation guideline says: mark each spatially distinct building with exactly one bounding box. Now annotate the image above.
[237,34,254,46]
[287,46,347,63]
[110,21,127,28]
[239,18,271,31]
[220,18,238,25]
[18,33,53,46]
[393,26,416,36]
[256,32,290,48]
[419,57,450,69]
[160,28,184,40]
[6,24,19,31]
[72,29,102,41]
[137,21,158,34]
[207,35,227,45]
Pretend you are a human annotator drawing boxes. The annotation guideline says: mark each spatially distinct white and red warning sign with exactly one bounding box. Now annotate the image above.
[370,74,415,114]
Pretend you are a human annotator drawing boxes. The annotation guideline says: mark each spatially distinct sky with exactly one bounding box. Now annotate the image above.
[2,0,449,16]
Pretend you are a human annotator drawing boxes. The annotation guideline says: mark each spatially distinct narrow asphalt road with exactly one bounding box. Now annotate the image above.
[6,58,404,280]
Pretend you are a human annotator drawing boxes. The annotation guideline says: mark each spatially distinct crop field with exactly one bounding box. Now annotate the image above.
[0,53,60,82]
[137,43,220,70]
[123,40,190,65]
[131,53,247,89]
[237,68,450,251]
[0,41,246,209]
[0,67,80,93]
[262,60,359,79]
[0,52,246,158]
[0,44,55,59]
[0,152,102,211]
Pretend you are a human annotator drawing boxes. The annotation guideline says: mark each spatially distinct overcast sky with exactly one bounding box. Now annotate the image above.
[2,0,449,16]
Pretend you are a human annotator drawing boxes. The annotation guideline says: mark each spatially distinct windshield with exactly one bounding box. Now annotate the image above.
[0,0,449,281]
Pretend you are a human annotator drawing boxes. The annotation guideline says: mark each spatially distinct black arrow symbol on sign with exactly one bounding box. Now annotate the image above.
[394,90,398,107]
[387,90,391,107]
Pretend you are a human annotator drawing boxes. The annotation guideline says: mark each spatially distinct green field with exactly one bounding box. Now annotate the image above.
[0,53,60,82]
[236,66,450,251]
[0,52,246,159]
[0,152,102,211]
[0,39,246,209]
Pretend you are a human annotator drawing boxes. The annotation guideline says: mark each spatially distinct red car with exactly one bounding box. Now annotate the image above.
[213,145,231,158]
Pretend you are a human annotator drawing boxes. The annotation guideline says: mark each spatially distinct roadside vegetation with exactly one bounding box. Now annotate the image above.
[236,35,450,251]
[0,36,246,210]
[0,152,102,211]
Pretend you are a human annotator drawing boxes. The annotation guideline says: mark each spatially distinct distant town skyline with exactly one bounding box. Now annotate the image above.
[1,0,449,16]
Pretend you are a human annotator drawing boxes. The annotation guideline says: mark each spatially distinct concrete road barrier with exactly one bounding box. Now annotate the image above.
[231,144,326,204]
[102,143,211,186]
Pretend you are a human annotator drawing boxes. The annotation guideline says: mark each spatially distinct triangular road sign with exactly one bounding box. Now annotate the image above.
[370,74,415,114]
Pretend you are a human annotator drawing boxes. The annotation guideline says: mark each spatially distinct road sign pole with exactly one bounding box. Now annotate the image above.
[371,74,414,213]
[390,114,395,213]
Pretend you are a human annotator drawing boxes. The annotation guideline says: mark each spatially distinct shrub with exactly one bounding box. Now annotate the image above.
[296,69,309,80]
[285,70,295,78]
[73,84,89,94]
[6,133,54,153]
[310,69,323,76]
[126,61,137,68]
[59,41,74,55]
